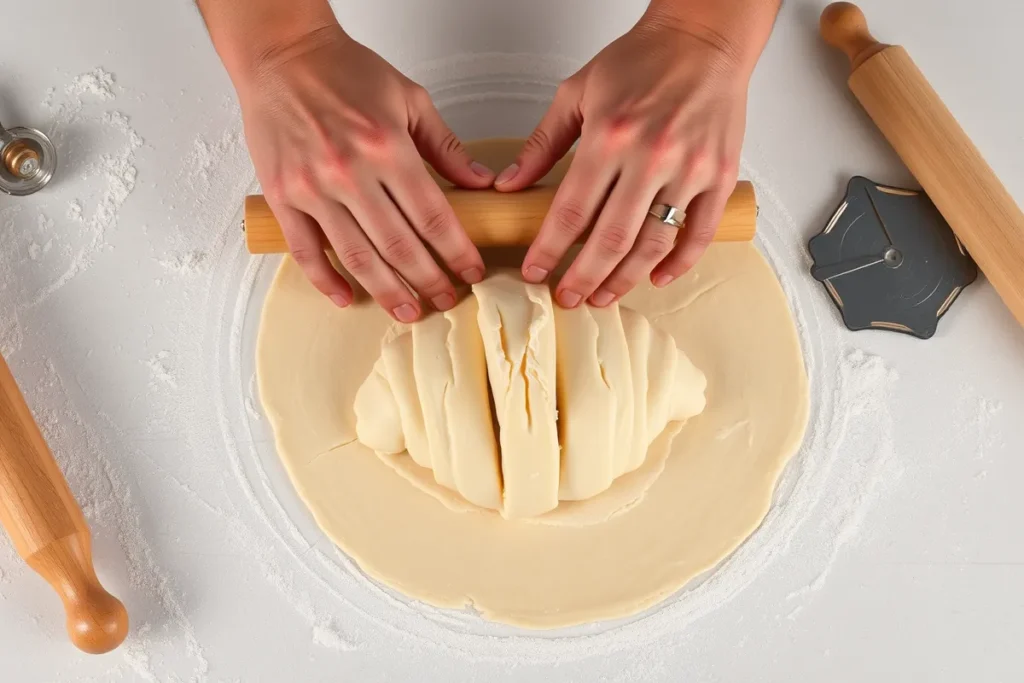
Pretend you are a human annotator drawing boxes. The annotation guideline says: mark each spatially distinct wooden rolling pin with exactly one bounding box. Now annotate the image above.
[0,354,128,654]
[243,182,758,254]
[821,2,1024,327]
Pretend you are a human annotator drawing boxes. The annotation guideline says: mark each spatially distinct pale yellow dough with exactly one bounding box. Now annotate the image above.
[353,273,707,519]
[256,139,810,629]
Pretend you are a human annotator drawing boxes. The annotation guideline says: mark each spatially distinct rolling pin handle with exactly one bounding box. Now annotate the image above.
[27,531,129,654]
[820,2,888,70]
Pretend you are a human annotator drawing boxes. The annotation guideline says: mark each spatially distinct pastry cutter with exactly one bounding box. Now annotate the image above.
[809,176,977,339]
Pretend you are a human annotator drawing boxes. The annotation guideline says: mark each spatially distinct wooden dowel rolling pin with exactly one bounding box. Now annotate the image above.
[243,182,758,254]
[821,2,1024,327]
[0,354,128,654]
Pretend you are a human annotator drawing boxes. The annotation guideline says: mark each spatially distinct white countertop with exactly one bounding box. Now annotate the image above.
[1,1,1022,680]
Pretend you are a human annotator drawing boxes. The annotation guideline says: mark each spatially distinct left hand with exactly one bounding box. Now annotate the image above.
[496,13,753,307]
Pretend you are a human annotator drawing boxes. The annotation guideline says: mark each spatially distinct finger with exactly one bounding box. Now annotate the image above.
[554,168,657,308]
[588,183,697,306]
[386,146,486,285]
[520,146,617,286]
[408,86,495,189]
[305,198,423,323]
[495,80,583,191]
[651,185,734,287]
[341,179,458,311]
[273,202,353,308]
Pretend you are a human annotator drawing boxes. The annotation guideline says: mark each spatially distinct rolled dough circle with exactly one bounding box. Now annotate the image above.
[256,139,810,629]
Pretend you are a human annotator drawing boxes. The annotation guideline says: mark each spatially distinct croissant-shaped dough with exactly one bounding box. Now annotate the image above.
[354,273,707,519]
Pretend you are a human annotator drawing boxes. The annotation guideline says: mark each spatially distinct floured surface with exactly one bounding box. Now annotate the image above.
[256,140,810,627]
[3,0,1024,679]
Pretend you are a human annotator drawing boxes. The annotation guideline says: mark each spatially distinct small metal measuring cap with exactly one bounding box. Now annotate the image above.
[0,120,57,196]
[808,176,978,339]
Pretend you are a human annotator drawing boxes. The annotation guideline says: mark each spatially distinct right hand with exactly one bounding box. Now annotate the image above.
[237,24,494,322]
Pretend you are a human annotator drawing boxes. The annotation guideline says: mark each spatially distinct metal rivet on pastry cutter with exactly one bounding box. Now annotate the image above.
[0,120,57,196]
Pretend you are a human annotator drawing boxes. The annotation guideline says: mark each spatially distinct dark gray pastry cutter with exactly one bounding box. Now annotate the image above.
[808,176,978,339]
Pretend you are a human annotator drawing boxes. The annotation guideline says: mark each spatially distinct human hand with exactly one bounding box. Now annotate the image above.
[236,25,494,321]
[497,8,767,308]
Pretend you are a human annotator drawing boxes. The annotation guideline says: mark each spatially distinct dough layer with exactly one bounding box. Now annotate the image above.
[354,272,707,519]
[256,139,810,629]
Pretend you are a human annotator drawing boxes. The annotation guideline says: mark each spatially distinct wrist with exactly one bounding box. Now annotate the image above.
[640,0,781,77]
[198,0,340,87]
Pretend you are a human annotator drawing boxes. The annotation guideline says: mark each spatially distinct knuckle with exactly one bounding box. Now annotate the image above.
[263,177,289,205]
[690,224,718,247]
[554,79,576,102]
[603,276,634,297]
[337,243,374,274]
[409,84,433,108]
[681,148,712,182]
[381,233,418,265]
[355,121,397,156]
[436,129,464,158]
[595,223,634,256]
[594,114,640,152]
[320,151,356,188]
[286,167,319,201]
[645,126,677,160]
[416,205,453,241]
[567,271,600,294]
[717,159,740,186]
[552,200,590,237]
[637,230,675,260]
[417,272,451,297]
[524,126,554,155]
[291,246,322,267]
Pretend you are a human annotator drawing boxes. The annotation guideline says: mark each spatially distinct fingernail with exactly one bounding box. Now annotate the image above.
[431,293,455,311]
[470,161,494,178]
[393,303,419,323]
[460,267,484,284]
[590,290,615,307]
[495,163,519,186]
[557,289,582,308]
[329,294,349,308]
[523,265,548,283]
[652,273,675,288]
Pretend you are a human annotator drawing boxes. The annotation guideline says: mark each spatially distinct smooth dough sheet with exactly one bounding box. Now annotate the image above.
[256,139,810,629]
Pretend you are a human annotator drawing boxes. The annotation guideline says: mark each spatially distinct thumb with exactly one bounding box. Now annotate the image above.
[408,88,495,189]
[495,81,583,192]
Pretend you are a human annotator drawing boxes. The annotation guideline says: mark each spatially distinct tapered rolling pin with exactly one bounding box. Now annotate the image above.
[242,182,758,254]
[0,354,128,654]
[821,2,1024,327]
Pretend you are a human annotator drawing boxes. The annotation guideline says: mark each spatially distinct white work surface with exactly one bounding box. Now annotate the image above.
[2,0,1023,680]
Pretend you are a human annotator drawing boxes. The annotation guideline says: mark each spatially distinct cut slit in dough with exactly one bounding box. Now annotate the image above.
[353,271,708,519]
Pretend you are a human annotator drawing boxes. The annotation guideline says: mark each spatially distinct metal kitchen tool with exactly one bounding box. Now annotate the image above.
[809,176,977,339]
[0,120,56,196]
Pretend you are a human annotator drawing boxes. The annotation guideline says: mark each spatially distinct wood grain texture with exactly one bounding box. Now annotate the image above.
[243,182,758,255]
[821,2,1024,327]
[0,355,128,653]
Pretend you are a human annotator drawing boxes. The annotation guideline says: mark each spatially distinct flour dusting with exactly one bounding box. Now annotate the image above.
[784,349,903,615]
[145,351,178,389]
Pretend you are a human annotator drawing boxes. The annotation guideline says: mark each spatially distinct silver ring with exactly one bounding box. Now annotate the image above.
[648,203,686,229]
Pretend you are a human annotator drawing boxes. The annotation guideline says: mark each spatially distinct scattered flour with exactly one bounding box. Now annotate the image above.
[65,67,116,100]
[783,349,903,618]
[144,351,178,389]
[158,250,208,275]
